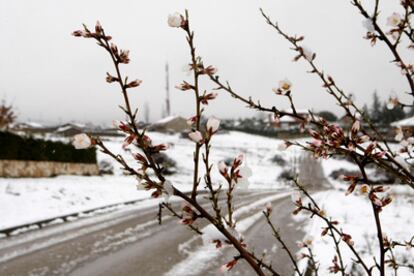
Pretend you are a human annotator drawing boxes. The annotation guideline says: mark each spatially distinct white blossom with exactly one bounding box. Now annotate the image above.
[237,165,252,189]
[168,12,183,28]
[301,46,314,61]
[360,184,370,194]
[387,12,402,27]
[351,120,361,133]
[218,161,227,174]
[72,133,92,149]
[400,139,409,148]
[360,135,370,143]
[206,117,220,132]
[278,78,292,91]
[303,236,314,247]
[188,130,203,143]
[395,127,404,142]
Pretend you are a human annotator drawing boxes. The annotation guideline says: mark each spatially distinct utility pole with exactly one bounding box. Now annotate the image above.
[165,62,171,117]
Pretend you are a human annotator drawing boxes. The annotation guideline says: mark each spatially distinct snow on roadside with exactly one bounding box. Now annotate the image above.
[0,176,150,230]
[294,186,414,275]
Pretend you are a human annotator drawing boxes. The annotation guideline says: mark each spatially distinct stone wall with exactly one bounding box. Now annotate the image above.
[0,160,99,178]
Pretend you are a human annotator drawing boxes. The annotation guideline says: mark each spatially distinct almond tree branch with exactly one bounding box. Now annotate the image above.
[161,202,203,235]
[210,71,414,189]
[202,135,223,222]
[259,8,396,158]
[293,179,372,275]
[352,154,386,276]
[74,21,273,276]
[351,0,414,97]
[183,10,203,201]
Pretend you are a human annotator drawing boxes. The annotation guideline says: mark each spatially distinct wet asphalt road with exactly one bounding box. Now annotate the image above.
[0,190,305,276]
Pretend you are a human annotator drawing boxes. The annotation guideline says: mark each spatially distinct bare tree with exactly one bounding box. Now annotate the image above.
[0,100,16,131]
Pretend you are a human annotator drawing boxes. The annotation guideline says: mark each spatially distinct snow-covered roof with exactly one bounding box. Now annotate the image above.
[280,109,309,123]
[56,125,76,132]
[154,115,185,125]
[391,116,414,127]
[26,122,44,128]
[13,121,44,128]
[282,108,309,114]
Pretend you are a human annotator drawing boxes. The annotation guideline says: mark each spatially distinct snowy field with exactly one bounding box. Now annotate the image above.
[295,157,414,275]
[295,186,414,275]
[0,131,293,231]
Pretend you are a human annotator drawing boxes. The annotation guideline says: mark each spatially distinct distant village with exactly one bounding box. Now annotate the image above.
[7,109,414,142]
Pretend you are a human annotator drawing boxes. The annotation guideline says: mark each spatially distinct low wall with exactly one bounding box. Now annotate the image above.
[0,160,99,178]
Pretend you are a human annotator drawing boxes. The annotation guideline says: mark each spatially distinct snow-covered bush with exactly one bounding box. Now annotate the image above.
[98,159,114,175]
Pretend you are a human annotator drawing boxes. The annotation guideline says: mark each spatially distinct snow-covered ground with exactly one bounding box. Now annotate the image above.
[295,182,414,275]
[0,131,292,231]
[1,130,413,276]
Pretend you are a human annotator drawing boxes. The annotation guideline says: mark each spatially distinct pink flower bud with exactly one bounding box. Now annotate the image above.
[218,161,227,175]
[206,117,220,133]
[122,134,136,149]
[175,81,193,91]
[95,21,103,34]
[351,120,361,133]
[188,131,203,143]
[106,72,119,83]
[235,154,244,164]
[125,79,142,88]
[119,49,130,64]
[265,202,272,214]
[220,259,238,272]
[187,116,197,126]
[72,30,85,37]
[291,191,302,205]
[202,65,217,75]
[168,12,184,28]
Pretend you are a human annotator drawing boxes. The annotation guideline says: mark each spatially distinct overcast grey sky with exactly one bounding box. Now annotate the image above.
[0,0,410,125]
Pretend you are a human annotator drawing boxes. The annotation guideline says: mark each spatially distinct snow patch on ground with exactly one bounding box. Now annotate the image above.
[295,187,414,275]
